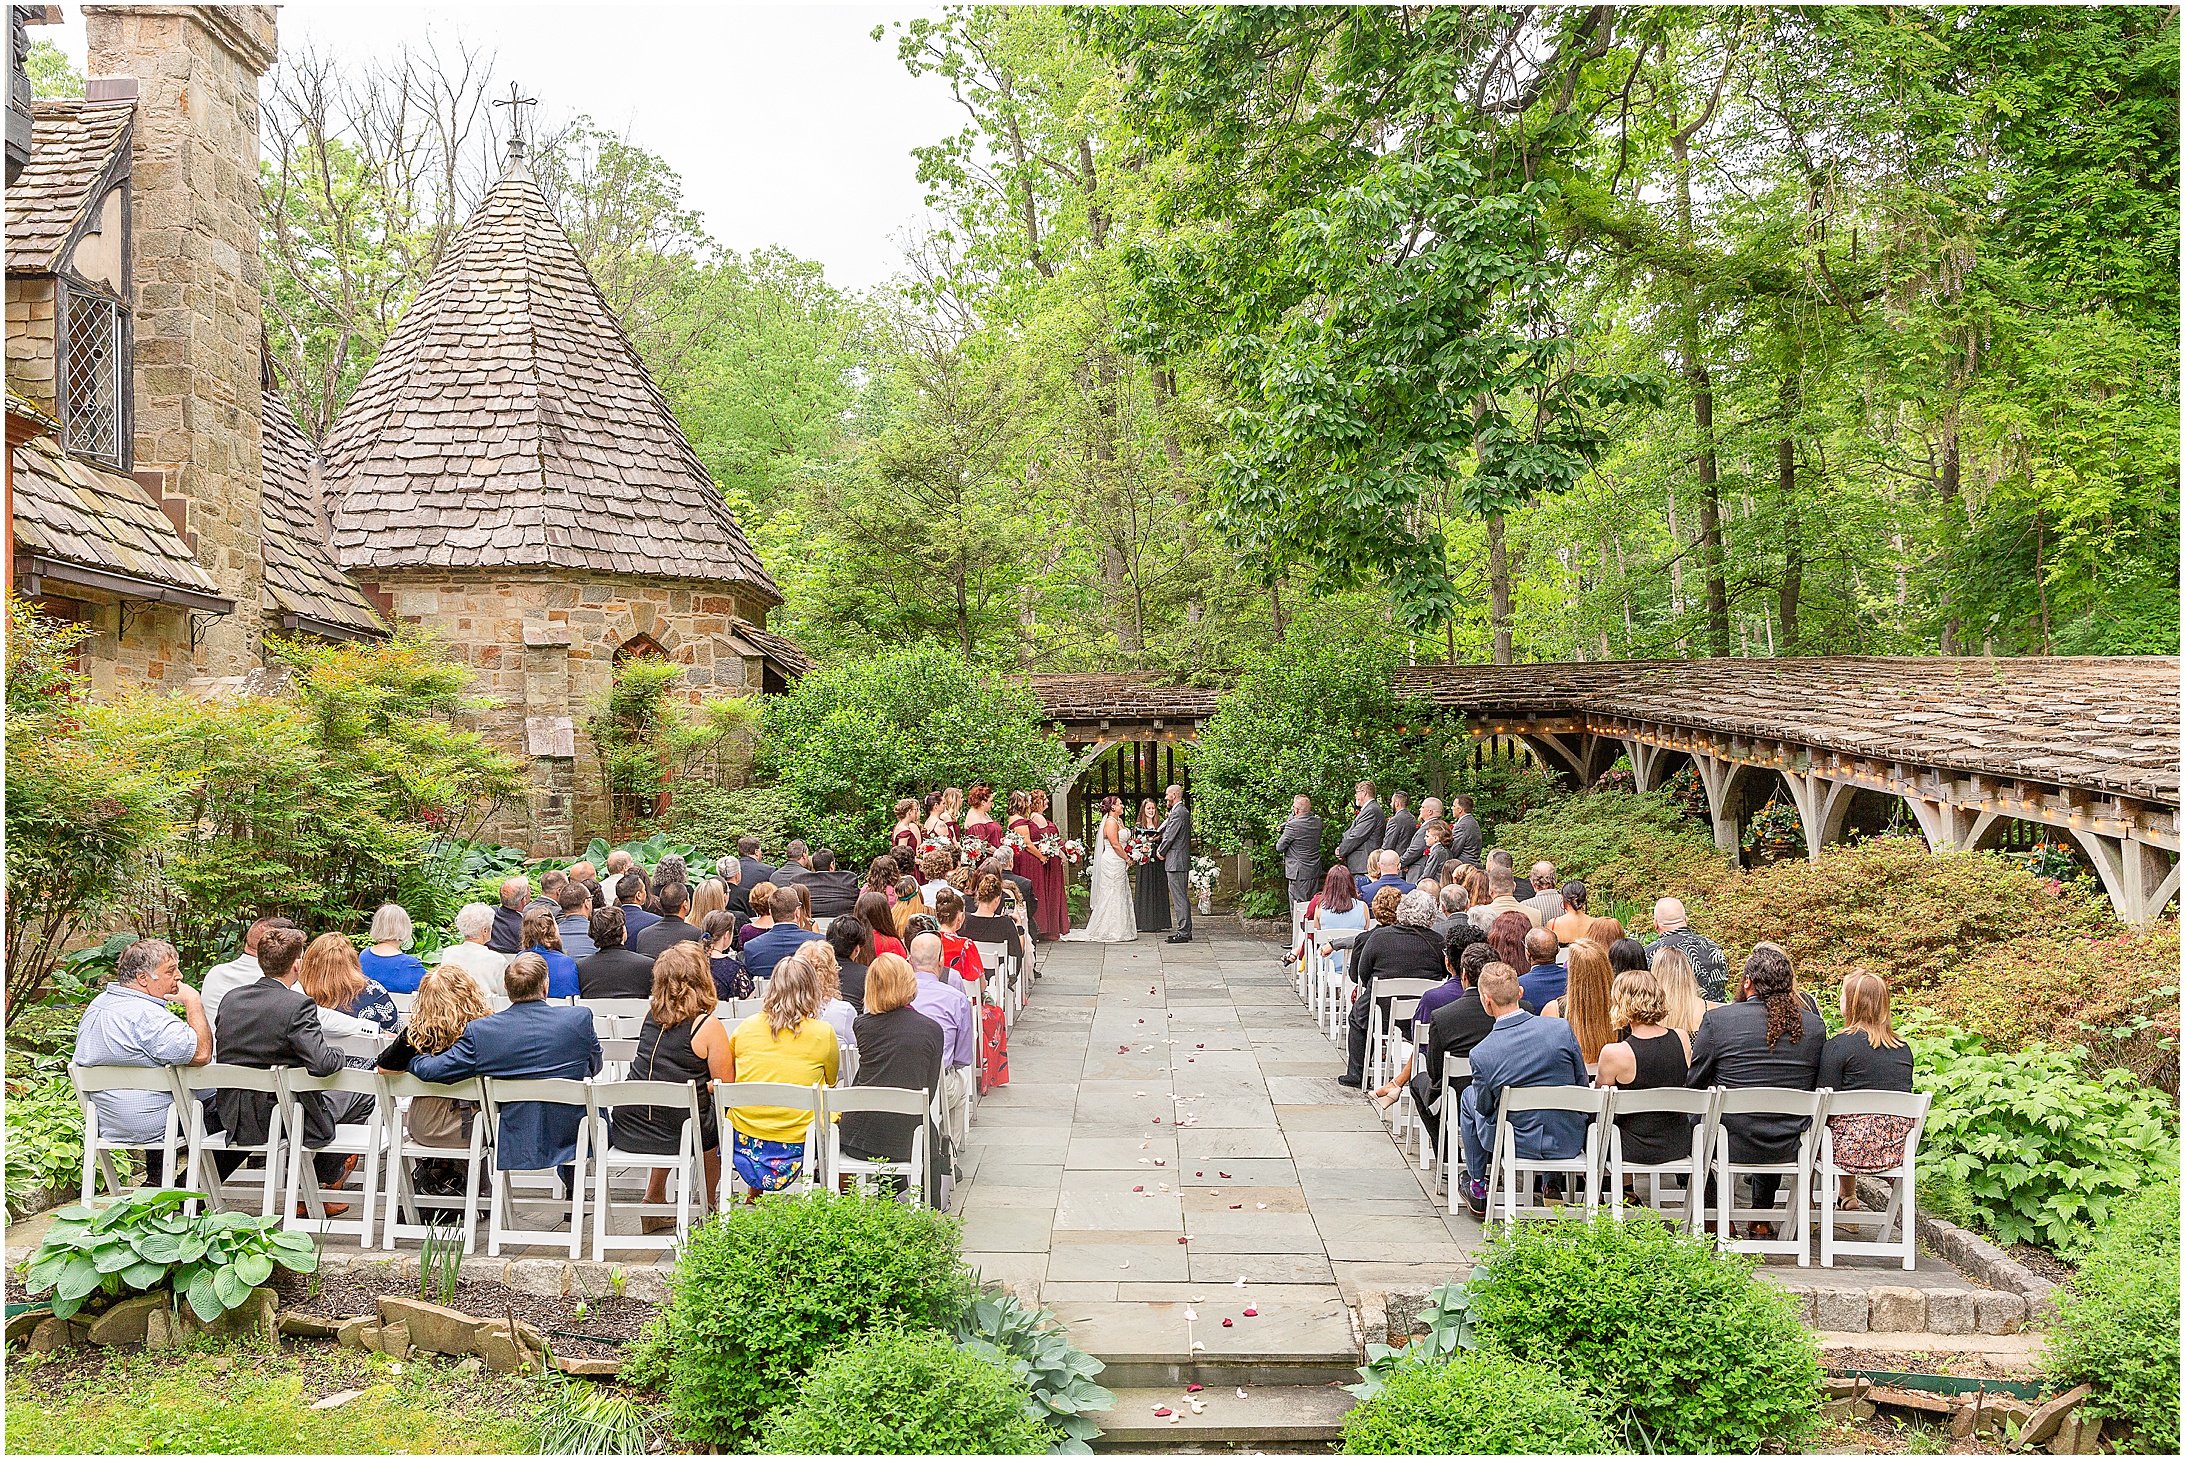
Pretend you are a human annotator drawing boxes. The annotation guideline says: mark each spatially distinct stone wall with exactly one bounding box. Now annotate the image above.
[34,586,195,695]
[82,4,276,679]
[6,275,56,412]
[361,569,766,853]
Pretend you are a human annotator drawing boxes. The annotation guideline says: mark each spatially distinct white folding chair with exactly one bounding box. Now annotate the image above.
[588,1080,707,1260]
[972,941,1011,1026]
[1314,929,1361,1038]
[1366,980,1438,1093]
[328,1032,389,1061]
[826,1086,932,1206]
[1711,1088,1828,1265]
[377,1071,490,1254]
[599,1038,641,1082]
[1817,1089,1930,1270]
[1605,1086,1717,1232]
[711,1082,827,1204]
[178,1064,289,1217]
[578,999,652,1041]
[1437,1055,1473,1206]
[278,1067,386,1246]
[1487,1086,1607,1224]
[68,1064,187,1203]
[481,1077,592,1258]
[389,991,416,1016]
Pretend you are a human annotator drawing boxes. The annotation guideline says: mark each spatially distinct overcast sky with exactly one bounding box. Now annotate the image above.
[42,3,967,292]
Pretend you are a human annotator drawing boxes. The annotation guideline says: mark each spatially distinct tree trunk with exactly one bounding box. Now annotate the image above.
[1487,513,1514,664]
[1671,130,1729,658]
[1778,435,1802,655]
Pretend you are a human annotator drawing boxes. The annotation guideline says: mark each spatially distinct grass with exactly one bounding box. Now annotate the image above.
[6,1339,536,1455]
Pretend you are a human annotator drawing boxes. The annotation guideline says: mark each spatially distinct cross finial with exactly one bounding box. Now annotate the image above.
[494,82,537,163]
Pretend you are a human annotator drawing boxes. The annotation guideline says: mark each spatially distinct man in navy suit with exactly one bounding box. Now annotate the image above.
[1456,963,1588,1219]
[408,952,601,1189]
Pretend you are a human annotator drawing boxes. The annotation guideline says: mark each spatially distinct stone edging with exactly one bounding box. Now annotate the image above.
[314,1248,672,1306]
[1853,1174,2060,1321]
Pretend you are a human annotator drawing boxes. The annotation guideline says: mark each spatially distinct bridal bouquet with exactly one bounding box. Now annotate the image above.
[1061,837,1087,865]
[1004,828,1034,856]
[1187,855,1220,898]
[1036,833,1066,864]
[1126,831,1154,866]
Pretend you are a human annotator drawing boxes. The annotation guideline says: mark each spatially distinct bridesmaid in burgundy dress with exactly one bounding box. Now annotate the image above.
[1028,788,1069,940]
[1008,791,1060,940]
[890,798,922,856]
[962,784,1006,856]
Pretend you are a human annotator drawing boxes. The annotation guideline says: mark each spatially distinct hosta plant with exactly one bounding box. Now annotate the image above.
[955,1290,1115,1453]
[1346,1279,1481,1401]
[22,1187,319,1322]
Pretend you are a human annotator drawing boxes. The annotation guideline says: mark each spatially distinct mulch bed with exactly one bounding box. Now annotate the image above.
[2004,1243,2077,1285]
[275,1267,657,1361]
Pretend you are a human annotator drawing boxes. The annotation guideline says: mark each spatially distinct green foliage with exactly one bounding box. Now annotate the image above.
[665,1191,974,1446]
[1492,791,1735,914]
[1923,922,2179,1093]
[1236,888,1288,921]
[760,1329,1051,1456]
[1906,1021,2178,1255]
[530,1370,658,1456]
[22,1188,319,1322]
[1447,754,1564,839]
[1466,1215,1821,1452]
[2043,1172,2181,1451]
[1340,1349,1619,1456]
[578,831,700,881]
[668,782,796,862]
[1191,623,1450,861]
[585,663,760,839]
[1347,1280,1482,1402]
[758,643,1066,863]
[24,38,82,98]
[619,1311,672,1393]
[953,1291,1113,1452]
[4,1076,85,1211]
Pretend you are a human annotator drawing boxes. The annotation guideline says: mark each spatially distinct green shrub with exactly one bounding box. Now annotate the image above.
[759,1330,1051,1455]
[1923,922,2179,1093]
[1908,1021,2177,1255]
[954,1291,1113,1451]
[1340,1349,1618,1455]
[669,781,798,862]
[1466,1215,1820,1452]
[22,1187,319,1321]
[4,1075,84,1212]
[665,1192,973,1447]
[1237,887,1289,920]
[1492,790,1735,913]
[2044,1172,2181,1451]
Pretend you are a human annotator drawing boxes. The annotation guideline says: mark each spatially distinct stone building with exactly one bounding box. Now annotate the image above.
[5,3,385,694]
[322,136,795,851]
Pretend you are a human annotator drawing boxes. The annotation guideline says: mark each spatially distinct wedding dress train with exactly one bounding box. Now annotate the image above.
[1064,818,1137,943]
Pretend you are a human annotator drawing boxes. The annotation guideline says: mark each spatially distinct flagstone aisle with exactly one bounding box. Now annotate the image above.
[951,927,1480,1378]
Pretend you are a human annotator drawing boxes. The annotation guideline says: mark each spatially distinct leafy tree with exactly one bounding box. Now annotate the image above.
[24,38,81,98]
[758,641,1066,860]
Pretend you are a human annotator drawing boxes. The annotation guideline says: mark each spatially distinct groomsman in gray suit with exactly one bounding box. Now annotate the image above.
[1380,791,1417,866]
[1157,784,1194,943]
[1336,782,1386,876]
[1273,795,1324,945]
[1399,796,1443,876]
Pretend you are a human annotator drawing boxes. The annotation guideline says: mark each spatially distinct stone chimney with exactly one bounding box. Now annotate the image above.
[82,5,277,677]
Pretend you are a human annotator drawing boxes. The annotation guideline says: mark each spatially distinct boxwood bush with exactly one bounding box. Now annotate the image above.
[760,1330,1051,1455]
[1340,1349,1618,1454]
[1491,791,1735,914]
[665,1192,973,1447]
[2044,1172,2180,1451]
[1466,1215,1819,1452]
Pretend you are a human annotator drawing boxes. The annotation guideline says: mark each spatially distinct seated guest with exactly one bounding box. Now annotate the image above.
[361,905,431,995]
[1304,865,1369,973]
[1469,866,1545,931]
[784,882,814,930]
[520,909,581,999]
[703,911,753,1000]
[1647,897,1728,1003]
[735,881,778,950]
[770,841,815,887]
[857,891,908,960]
[1525,862,1564,923]
[1429,883,1470,939]
[687,878,730,937]
[439,903,510,1001]
[1454,863,1491,914]
[1647,944,1710,1032]
[716,855,749,916]
[553,884,599,959]
[409,952,602,1195]
[565,861,603,912]
[213,928,376,1213]
[610,943,733,1229]
[1542,938,1613,1067]
[1404,940,1511,1152]
[489,877,530,953]
[864,855,901,901]
[1519,927,1567,1010]
[1686,944,1826,1238]
[736,836,776,892]
[298,931,400,1034]
[527,870,566,921]
[1586,916,1626,948]
[743,885,824,980]
[577,907,656,999]
[793,941,859,1054]
[201,916,297,1033]
[725,955,840,1196]
[633,881,706,959]
[1485,910,1532,986]
[932,887,987,991]
[1353,850,1417,907]
[907,935,978,1159]
[1548,881,1592,950]
[1340,889,1444,1088]
[1457,962,1589,1220]
[72,937,212,1183]
[960,873,1026,969]
[1608,937,1650,975]
[842,952,947,1199]
[916,850,956,908]
[826,916,875,1013]
[988,846,1039,934]
[1594,963,1695,1169]
[891,880,929,942]
[794,849,861,919]
[374,964,491,1192]
[1370,922,1486,1108]
[1820,971,1916,1207]
[616,872,660,938]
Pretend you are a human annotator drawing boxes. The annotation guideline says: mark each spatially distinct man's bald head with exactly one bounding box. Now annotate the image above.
[1654,897,1690,933]
[499,876,529,908]
[1531,861,1556,890]
[908,932,945,974]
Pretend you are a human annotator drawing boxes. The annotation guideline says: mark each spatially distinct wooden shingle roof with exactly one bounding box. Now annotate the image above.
[322,151,778,601]
[10,432,231,608]
[6,99,130,273]
[259,392,387,640]
[731,617,811,679]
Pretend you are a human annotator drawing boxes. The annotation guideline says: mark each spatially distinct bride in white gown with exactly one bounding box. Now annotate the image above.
[1064,796,1138,943]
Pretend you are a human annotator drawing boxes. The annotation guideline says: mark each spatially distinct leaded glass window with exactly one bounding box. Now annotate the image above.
[61,285,123,467]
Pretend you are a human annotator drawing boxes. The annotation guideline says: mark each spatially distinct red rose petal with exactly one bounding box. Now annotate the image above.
[1243,1306,1258,1317]
[1218,1171,1231,1179]
[1187,1384,1204,1393]
[1151,1116,1161,1123]
[1229,1203,1242,1209]
[1221,1318,1233,1327]
[1153,1407,1172,1416]
[1132,1185,1144,1192]
[1196,1043,1204,1049]
[1119,1045,1131,1054]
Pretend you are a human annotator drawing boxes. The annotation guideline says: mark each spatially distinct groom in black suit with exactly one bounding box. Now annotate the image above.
[1157,784,1193,943]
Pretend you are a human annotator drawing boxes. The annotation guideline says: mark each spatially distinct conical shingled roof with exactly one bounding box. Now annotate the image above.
[260,390,388,640]
[322,153,779,601]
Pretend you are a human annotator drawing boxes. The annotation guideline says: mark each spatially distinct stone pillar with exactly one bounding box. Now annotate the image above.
[84,5,277,678]
[522,622,576,856]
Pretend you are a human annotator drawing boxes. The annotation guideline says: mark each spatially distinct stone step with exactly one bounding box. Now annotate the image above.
[1093,1384,1357,1448]
[1050,1292,1361,1389]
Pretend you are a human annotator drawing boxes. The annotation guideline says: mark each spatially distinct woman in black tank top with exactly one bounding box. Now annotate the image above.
[1594,965,1694,1167]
